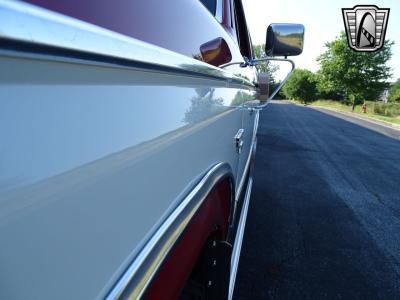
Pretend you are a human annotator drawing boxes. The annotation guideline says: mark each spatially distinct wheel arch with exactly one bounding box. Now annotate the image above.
[107,162,236,300]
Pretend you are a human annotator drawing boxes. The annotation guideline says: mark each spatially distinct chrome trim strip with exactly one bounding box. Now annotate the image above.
[235,145,252,201]
[106,163,234,300]
[229,109,259,298]
[229,177,253,300]
[0,0,250,85]
[253,109,260,142]
[235,109,259,201]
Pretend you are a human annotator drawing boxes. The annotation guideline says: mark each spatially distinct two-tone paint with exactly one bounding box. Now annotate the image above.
[0,1,259,299]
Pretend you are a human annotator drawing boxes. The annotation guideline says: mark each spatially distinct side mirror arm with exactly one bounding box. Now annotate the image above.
[252,57,295,108]
[220,57,295,108]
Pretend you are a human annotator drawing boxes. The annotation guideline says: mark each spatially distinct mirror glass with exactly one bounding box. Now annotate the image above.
[265,23,305,56]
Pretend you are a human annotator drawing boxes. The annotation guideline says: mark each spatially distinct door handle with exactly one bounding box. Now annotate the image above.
[234,129,244,154]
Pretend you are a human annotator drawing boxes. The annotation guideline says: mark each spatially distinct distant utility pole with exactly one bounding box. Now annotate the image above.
[381,89,389,103]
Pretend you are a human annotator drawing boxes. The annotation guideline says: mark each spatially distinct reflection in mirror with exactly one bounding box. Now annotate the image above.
[265,23,305,57]
[230,90,256,106]
[184,88,226,124]
[200,37,232,67]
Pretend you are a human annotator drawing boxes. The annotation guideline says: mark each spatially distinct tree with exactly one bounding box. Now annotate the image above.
[252,44,279,76]
[230,90,255,106]
[388,78,400,102]
[315,72,344,100]
[253,44,281,95]
[281,69,317,103]
[317,32,393,110]
[184,88,225,124]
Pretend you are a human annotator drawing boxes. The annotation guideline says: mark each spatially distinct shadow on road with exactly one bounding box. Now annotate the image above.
[234,102,400,299]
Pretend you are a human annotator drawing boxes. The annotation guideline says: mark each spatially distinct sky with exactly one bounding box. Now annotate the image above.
[242,0,400,81]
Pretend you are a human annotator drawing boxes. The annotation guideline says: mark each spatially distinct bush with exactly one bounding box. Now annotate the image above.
[373,102,400,117]
[270,81,285,99]
[282,69,317,103]
[388,79,400,102]
[389,89,400,102]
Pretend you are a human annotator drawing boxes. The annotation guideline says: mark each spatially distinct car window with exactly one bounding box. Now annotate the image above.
[200,0,216,15]
[232,0,252,58]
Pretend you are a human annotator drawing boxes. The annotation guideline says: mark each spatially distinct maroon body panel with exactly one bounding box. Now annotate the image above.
[144,179,232,300]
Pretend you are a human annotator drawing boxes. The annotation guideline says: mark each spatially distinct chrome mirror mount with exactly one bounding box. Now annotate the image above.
[220,23,304,108]
[220,57,295,109]
[252,57,295,108]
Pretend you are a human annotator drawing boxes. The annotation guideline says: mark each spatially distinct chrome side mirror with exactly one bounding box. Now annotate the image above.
[265,23,304,57]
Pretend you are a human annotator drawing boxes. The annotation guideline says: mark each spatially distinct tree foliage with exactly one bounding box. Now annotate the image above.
[282,69,317,103]
[388,78,400,102]
[253,44,283,97]
[253,44,279,80]
[317,32,393,105]
[184,89,224,124]
[315,72,344,100]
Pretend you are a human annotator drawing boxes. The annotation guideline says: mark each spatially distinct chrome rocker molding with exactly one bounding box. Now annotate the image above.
[0,0,252,86]
[106,163,235,300]
[229,177,253,300]
[229,117,258,299]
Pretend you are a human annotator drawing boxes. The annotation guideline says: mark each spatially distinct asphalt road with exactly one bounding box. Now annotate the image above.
[234,101,400,299]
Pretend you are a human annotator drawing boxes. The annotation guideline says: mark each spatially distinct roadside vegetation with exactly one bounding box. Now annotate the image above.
[298,100,400,126]
[254,32,400,126]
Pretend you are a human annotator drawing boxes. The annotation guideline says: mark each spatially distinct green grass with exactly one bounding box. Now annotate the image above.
[295,100,400,126]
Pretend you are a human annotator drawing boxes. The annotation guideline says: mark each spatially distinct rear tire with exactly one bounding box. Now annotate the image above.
[180,279,207,300]
[180,239,232,300]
